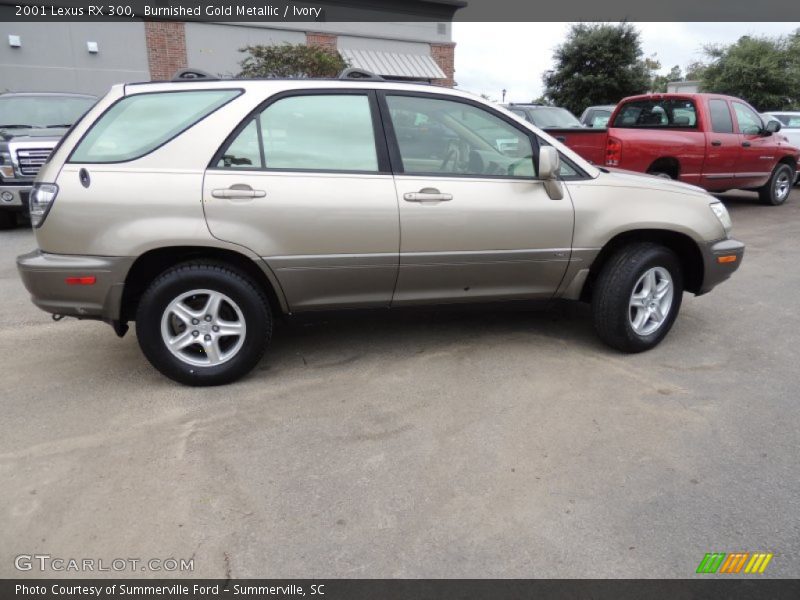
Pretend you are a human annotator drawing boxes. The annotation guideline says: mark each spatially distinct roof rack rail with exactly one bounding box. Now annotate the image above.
[338,68,385,81]
[172,68,219,81]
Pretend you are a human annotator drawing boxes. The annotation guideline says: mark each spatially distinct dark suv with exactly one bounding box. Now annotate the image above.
[0,92,95,229]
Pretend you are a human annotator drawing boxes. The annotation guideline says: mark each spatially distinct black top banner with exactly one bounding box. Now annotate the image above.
[0,0,799,22]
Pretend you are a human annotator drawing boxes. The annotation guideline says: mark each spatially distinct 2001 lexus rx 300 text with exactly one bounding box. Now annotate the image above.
[17,74,746,385]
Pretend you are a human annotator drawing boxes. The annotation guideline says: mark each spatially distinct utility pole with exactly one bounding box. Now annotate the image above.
[501,89,507,103]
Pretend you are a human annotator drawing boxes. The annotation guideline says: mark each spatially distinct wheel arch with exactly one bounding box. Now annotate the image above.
[580,229,704,301]
[120,246,287,323]
[646,157,681,179]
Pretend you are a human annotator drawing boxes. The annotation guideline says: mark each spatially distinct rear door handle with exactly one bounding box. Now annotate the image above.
[711,140,722,147]
[742,141,752,148]
[211,184,266,199]
[404,188,452,202]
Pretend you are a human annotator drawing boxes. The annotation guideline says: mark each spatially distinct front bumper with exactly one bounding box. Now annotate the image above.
[699,238,745,294]
[0,183,31,212]
[17,250,133,322]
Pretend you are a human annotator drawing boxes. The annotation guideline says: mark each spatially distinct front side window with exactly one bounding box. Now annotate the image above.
[217,94,379,172]
[733,102,763,135]
[386,95,536,178]
[613,99,697,128]
[708,99,734,134]
[71,90,240,163]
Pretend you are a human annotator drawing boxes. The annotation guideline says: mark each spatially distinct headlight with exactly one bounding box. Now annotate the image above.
[29,182,58,228]
[0,152,13,179]
[710,202,732,237]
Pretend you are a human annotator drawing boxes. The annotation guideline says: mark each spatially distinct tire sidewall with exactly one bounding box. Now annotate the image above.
[622,249,683,350]
[769,164,793,205]
[136,266,270,386]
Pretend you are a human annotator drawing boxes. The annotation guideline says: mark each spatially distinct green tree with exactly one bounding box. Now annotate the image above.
[238,43,348,79]
[699,33,800,110]
[651,65,683,93]
[542,23,652,115]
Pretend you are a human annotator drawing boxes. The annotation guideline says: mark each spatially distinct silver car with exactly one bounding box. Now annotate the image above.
[17,73,745,385]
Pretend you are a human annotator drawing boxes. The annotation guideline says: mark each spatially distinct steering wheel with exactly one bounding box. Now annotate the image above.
[440,148,457,172]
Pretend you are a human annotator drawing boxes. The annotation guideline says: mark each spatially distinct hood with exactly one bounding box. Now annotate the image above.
[598,167,708,197]
[0,127,66,143]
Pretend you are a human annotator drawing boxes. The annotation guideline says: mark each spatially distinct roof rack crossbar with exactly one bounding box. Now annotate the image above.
[338,68,385,81]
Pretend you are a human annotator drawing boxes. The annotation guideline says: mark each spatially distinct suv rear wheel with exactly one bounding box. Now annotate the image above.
[136,263,271,386]
[759,163,794,206]
[591,243,684,353]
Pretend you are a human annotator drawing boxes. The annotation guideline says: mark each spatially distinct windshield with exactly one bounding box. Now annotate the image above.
[528,107,582,128]
[0,95,95,129]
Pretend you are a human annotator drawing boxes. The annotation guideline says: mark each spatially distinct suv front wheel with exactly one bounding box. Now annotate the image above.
[591,243,684,353]
[136,263,272,386]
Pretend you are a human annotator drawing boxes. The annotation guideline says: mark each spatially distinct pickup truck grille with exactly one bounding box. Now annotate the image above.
[15,148,52,177]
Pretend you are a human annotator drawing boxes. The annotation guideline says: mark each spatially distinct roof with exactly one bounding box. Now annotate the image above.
[339,48,446,80]
[0,92,96,98]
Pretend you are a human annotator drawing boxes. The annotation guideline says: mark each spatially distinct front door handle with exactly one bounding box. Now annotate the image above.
[211,184,266,199]
[711,140,722,147]
[403,188,453,202]
[742,141,752,148]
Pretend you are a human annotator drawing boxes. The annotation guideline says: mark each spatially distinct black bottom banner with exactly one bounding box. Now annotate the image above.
[4,579,800,600]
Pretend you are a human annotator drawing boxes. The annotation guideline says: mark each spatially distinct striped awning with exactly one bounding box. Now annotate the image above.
[339,48,446,80]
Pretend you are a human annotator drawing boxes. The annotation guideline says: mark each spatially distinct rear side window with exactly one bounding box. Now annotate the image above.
[708,99,734,134]
[613,99,697,129]
[217,94,379,172]
[70,90,240,163]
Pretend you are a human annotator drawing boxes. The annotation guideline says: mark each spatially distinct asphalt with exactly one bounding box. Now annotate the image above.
[1,188,798,579]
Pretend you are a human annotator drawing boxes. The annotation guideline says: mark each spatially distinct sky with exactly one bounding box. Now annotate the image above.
[452,22,800,103]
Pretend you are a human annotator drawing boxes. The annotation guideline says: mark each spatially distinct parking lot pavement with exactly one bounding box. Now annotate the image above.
[1,188,798,579]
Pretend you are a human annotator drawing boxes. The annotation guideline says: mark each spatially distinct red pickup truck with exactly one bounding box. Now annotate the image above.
[553,93,800,205]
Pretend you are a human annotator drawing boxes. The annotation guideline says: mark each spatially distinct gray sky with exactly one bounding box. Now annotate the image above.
[452,22,800,102]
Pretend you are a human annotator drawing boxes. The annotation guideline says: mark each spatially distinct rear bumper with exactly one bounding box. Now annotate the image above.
[698,238,745,295]
[16,250,133,322]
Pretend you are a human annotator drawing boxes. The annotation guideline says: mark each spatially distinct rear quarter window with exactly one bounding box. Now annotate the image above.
[69,89,241,163]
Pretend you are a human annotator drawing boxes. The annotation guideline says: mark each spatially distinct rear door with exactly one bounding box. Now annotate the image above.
[380,92,574,305]
[701,98,739,191]
[203,90,400,311]
[732,100,775,189]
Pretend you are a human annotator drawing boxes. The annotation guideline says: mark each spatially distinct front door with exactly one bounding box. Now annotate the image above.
[380,93,574,305]
[732,101,775,189]
[204,91,399,310]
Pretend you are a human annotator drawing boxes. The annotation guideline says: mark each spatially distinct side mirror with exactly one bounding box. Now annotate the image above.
[538,146,564,200]
[764,119,781,134]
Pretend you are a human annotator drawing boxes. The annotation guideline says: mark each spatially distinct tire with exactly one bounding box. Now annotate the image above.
[592,243,684,353]
[758,163,794,206]
[135,262,271,386]
[0,210,17,230]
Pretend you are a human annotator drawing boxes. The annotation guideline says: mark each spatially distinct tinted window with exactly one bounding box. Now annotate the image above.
[219,95,379,172]
[613,99,697,128]
[387,95,536,178]
[708,99,734,134]
[71,90,239,163]
[0,94,95,129]
[733,102,762,135]
[527,107,582,129]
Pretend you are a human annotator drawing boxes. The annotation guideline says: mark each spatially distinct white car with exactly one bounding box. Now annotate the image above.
[766,112,800,181]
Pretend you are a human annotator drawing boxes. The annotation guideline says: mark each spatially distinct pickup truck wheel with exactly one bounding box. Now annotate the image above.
[759,163,794,205]
[0,211,16,230]
[592,243,683,353]
[136,263,271,386]
[647,171,674,180]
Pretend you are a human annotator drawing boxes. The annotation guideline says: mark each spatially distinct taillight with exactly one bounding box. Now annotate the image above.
[605,137,622,166]
[29,182,58,228]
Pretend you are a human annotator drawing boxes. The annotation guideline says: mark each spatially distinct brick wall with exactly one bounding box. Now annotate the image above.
[306,32,338,53]
[144,21,188,81]
[430,42,456,87]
